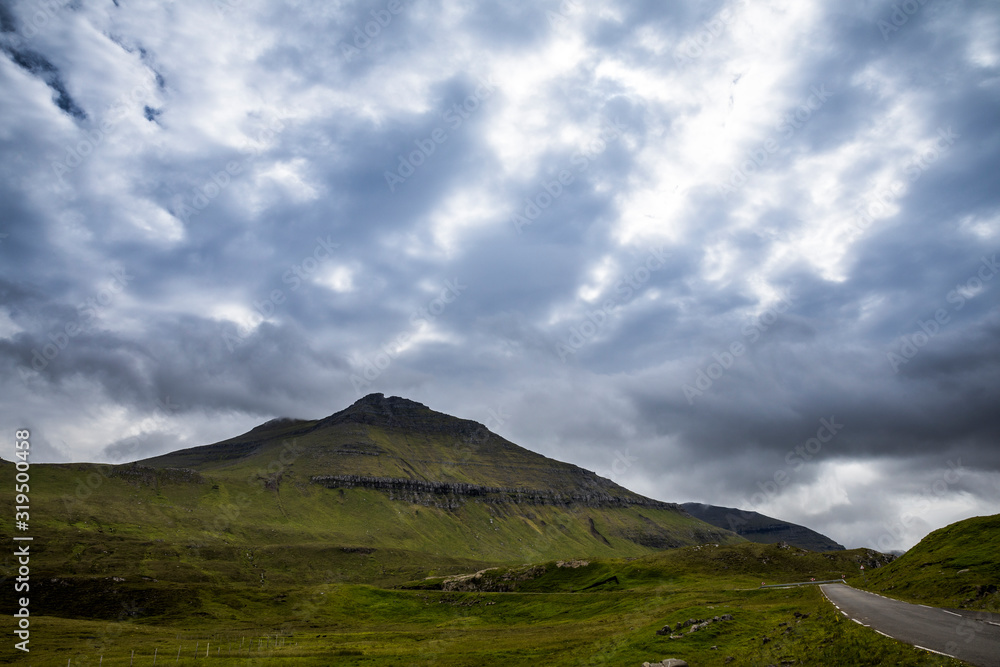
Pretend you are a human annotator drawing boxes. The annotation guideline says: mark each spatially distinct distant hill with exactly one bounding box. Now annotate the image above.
[681,502,845,552]
[863,513,1000,612]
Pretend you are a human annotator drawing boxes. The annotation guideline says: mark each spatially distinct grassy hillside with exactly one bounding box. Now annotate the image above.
[3,456,733,600]
[861,513,1000,612]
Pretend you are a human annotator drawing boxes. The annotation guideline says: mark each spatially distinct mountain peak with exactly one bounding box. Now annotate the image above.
[317,393,476,436]
[353,393,428,410]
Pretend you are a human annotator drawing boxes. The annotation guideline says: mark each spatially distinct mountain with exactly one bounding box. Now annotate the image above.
[3,394,744,620]
[862,513,1000,612]
[142,392,675,502]
[132,393,740,560]
[681,502,845,552]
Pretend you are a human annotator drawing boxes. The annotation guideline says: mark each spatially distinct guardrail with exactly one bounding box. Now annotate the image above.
[759,578,846,588]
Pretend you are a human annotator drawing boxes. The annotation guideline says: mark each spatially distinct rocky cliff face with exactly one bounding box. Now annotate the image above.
[311,474,680,510]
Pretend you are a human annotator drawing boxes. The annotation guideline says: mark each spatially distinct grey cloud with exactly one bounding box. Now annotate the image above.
[1,0,998,551]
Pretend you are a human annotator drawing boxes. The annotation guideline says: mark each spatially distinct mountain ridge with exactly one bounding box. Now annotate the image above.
[682,502,845,552]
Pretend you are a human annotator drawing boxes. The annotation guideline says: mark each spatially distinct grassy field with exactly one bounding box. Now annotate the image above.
[2,543,969,666]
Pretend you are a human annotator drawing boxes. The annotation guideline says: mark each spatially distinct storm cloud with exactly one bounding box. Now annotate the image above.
[1,0,999,551]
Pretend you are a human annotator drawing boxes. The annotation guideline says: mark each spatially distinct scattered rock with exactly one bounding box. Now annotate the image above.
[658,613,734,637]
[641,660,688,667]
[762,636,771,644]
[725,658,735,664]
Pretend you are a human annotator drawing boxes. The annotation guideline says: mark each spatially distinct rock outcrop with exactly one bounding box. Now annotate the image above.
[311,474,681,510]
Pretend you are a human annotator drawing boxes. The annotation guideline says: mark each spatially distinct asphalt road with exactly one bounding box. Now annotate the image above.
[821,583,1000,666]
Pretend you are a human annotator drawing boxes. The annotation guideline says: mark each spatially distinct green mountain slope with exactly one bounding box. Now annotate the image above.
[862,513,1000,611]
[681,502,846,552]
[2,394,744,621]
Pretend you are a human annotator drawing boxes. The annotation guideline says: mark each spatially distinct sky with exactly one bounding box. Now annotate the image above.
[1,0,999,552]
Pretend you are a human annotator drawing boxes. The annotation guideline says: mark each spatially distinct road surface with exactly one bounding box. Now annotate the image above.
[820,583,1000,666]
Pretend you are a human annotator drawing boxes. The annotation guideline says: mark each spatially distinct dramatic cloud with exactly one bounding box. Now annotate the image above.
[1,0,999,550]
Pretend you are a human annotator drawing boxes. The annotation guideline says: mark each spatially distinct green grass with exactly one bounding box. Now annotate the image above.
[2,573,966,666]
[860,514,1000,612]
[0,542,972,666]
